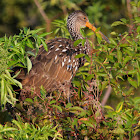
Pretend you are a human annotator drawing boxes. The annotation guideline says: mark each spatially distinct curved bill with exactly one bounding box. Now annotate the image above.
[85,21,110,43]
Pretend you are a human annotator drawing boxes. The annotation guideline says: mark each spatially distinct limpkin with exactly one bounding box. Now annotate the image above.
[18,11,109,100]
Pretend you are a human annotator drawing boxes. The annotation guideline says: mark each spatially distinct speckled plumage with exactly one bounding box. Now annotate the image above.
[19,11,92,99]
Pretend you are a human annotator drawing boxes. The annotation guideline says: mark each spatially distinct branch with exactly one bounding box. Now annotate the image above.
[101,85,112,106]
[34,0,51,37]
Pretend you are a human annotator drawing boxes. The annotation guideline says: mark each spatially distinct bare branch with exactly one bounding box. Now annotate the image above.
[34,0,51,37]
[101,85,112,106]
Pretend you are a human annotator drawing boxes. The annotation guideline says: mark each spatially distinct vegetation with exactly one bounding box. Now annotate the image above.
[0,0,140,139]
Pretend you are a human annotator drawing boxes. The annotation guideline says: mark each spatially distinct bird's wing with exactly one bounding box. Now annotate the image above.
[21,38,79,93]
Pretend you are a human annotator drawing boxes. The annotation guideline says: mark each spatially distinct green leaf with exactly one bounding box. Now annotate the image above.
[133,97,140,104]
[110,32,117,36]
[26,56,32,73]
[25,98,34,103]
[27,51,36,57]
[73,39,82,47]
[96,72,108,77]
[81,120,94,128]
[116,75,124,81]
[135,17,140,23]
[39,32,52,37]
[49,100,56,105]
[52,105,62,112]
[85,74,95,81]
[101,81,108,91]
[13,79,22,89]
[137,26,140,33]
[12,70,21,79]
[128,70,137,75]
[104,105,114,111]
[65,103,73,108]
[75,53,85,58]
[109,38,117,45]
[41,39,48,52]
[111,21,125,27]
[0,127,17,133]
[69,106,84,112]
[138,1,140,7]
[30,28,44,34]
[26,39,34,49]
[96,32,102,44]
[72,118,78,127]
[116,102,123,113]
[12,120,22,130]
[117,49,122,63]
[72,80,81,87]
[137,72,140,87]
[112,128,125,134]
[80,28,86,37]
[128,77,137,88]
[82,39,86,46]
[123,56,132,67]
[85,55,90,62]
[120,18,127,24]
[1,78,5,105]
[6,85,14,103]
[87,31,94,36]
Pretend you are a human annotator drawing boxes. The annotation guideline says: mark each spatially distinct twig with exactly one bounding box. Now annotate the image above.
[101,85,112,106]
[127,0,133,32]
[34,0,51,38]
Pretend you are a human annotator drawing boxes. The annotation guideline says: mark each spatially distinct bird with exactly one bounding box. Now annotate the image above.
[17,10,109,100]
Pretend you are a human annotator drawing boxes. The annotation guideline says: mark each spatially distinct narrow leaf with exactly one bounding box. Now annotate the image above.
[25,98,34,103]
[52,105,62,112]
[116,102,123,113]
[75,53,85,58]
[117,49,122,63]
[128,77,137,88]
[39,32,52,37]
[104,105,114,111]
[41,39,48,51]
[27,51,36,57]
[74,39,82,47]
[1,78,5,105]
[111,21,125,27]
[26,56,32,73]
[49,100,56,105]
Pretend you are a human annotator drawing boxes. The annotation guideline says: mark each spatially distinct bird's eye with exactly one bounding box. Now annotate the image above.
[84,17,86,19]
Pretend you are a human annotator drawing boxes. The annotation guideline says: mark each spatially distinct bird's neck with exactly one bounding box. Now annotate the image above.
[70,29,91,55]
[68,24,83,41]
[70,30,83,41]
[68,22,91,55]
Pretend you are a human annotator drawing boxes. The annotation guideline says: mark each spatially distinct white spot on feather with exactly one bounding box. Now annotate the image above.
[50,46,54,49]
[62,49,67,52]
[55,55,57,60]
[59,44,63,47]
[67,65,72,71]
[67,66,69,71]
[75,66,78,71]
[47,51,51,55]
[69,65,72,70]
[62,61,64,67]
[55,48,60,51]
[68,58,71,63]
[64,58,67,62]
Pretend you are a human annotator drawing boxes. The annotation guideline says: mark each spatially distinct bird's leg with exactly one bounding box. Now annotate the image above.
[62,81,71,102]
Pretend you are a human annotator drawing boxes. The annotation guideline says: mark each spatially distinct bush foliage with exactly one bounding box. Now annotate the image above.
[0,1,140,140]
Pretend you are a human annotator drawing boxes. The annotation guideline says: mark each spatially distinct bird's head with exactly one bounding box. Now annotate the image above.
[67,10,110,43]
